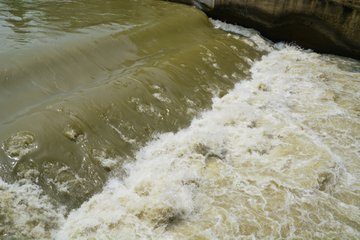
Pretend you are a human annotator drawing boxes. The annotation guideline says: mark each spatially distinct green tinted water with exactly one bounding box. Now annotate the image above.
[1,0,359,239]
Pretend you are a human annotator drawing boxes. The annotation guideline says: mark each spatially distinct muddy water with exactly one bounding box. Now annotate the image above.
[0,0,360,239]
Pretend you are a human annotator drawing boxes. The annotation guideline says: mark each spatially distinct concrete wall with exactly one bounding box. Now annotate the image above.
[171,0,360,59]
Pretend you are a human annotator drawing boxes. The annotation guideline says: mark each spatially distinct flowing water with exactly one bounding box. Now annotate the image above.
[0,0,360,239]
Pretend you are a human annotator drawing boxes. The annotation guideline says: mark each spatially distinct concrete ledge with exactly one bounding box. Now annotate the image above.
[168,0,360,60]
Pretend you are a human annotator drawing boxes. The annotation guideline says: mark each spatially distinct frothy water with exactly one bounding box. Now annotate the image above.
[0,178,66,238]
[1,1,360,239]
[55,46,360,239]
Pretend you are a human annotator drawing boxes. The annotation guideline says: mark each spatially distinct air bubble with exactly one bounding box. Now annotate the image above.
[2,131,36,159]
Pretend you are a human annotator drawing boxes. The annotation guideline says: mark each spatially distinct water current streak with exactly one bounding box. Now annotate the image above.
[1,0,360,239]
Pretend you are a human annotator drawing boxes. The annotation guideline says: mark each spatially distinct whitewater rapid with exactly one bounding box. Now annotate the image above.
[1,13,360,240]
[56,40,360,238]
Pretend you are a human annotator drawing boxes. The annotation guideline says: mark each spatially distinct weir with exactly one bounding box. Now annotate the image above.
[1,0,360,239]
[168,0,360,60]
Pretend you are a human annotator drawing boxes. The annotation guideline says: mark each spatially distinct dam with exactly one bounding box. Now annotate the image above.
[0,0,360,239]
[170,0,360,59]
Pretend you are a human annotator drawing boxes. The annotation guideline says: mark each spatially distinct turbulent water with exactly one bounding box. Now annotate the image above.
[1,0,360,239]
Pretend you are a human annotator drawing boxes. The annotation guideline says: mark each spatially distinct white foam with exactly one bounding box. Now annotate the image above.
[2,131,37,160]
[0,178,66,239]
[153,93,172,104]
[210,18,275,52]
[56,46,360,239]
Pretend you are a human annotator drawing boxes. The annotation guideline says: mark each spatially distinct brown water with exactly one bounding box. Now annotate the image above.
[0,0,360,239]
